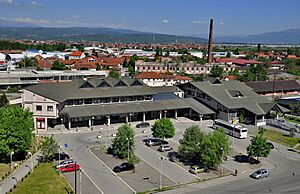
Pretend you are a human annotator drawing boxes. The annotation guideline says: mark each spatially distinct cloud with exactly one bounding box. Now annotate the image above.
[72,15,80,19]
[1,17,50,24]
[31,1,37,5]
[162,19,169,23]
[192,20,205,24]
[0,0,13,4]
[219,22,224,25]
[55,20,126,29]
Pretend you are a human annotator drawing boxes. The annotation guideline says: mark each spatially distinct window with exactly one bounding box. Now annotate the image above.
[47,106,53,112]
[36,105,42,111]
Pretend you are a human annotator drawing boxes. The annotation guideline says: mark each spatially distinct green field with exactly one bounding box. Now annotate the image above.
[9,163,73,194]
[264,130,300,148]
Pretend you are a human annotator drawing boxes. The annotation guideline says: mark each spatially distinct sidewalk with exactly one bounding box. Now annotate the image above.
[0,152,40,194]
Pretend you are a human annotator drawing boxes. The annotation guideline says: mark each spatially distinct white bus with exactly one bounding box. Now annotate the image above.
[213,119,248,139]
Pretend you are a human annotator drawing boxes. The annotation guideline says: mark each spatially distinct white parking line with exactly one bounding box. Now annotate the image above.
[81,168,105,194]
[88,149,136,194]
[141,142,199,180]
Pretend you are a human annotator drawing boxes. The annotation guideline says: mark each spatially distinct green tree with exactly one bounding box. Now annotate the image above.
[290,102,300,116]
[19,57,38,68]
[239,115,246,124]
[111,124,135,160]
[40,136,58,162]
[151,117,175,139]
[257,43,261,52]
[241,65,267,81]
[226,52,231,58]
[128,65,136,76]
[178,125,204,163]
[247,127,271,161]
[109,70,120,79]
[233,48,239,55]
[210,65,224,77]
[0,93,9,107]
[289,128,296,138]
[51,60,67,70]
[200,129,230,169]
[0,106,33,162]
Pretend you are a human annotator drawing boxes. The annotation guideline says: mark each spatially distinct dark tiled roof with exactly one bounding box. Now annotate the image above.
[245,80,300,93]
[24,77,155,102]
[59,98,215,118]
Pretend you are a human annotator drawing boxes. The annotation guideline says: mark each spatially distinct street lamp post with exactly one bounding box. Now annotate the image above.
[129,113,132,124]
[126,138,132,161]
[10,151,14,171]
[159,157,166,190]
[12,176,18,184]
[58,145,62,170]
[91,116,95,129]
[27,152,33,172]
[220,147,224,175]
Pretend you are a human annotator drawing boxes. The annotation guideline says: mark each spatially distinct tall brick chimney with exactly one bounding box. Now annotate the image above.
[208,19,213,64]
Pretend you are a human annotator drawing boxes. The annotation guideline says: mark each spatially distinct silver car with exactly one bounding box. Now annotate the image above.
[250,169,269,179]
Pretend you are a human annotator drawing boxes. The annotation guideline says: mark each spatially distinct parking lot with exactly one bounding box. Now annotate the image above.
[53,118,262,194]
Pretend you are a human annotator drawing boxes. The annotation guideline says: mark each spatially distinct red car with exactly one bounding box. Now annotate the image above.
[59,164,80,173]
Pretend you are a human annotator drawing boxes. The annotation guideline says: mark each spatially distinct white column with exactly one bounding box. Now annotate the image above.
[126,115,129,123]
[189,109,192,118]
[143,112,146,122]
[159,111,162,119]
[45,118,48,130]
[262,115,265,121]
[175,110,178,119]
[88,118,91,127]
[199,114,203,122]
[107,115,111,126]
[68,119,71,129]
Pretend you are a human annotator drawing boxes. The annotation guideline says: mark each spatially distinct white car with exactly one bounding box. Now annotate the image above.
[159,144,173,152]
[55,160,75,169]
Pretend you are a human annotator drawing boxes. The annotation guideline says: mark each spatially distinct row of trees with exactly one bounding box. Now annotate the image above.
[0,40,67,51]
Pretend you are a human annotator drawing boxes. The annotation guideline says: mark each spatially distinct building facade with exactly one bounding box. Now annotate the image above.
[22,77,215,131]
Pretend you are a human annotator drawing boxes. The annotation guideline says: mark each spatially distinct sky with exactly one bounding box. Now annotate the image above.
[0,0,299,36]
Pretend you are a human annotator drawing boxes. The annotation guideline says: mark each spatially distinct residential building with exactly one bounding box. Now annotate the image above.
[68,51,85,60]
[136,72,192,87]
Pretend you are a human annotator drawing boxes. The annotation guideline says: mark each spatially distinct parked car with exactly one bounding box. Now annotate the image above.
[59,163,80,173]
[145,138,167,146]
[50,152,70,161]
[55,159,75,169]
[250,169,269,179]
[158,144,173,152]
[136,122,151,128]
[113,162,134,173]
[107,147,117,156]
[267,142,275,149]
[189,165,205,174]
[168,152,181,162]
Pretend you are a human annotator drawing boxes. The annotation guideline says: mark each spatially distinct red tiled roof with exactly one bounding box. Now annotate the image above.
[215,58,260,65]
[38,59,53,68]
[174,75,192,81]
[69,51,83,57]
[136,72,164,79]
[221,75,237,80]
[99,57,124,66]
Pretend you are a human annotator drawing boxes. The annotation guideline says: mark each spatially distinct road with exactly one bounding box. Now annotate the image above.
[55,132,135,194]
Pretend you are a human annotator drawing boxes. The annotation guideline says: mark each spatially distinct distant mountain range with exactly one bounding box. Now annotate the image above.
[0,26,206,44]
[0,19,299,44]
[214,29,300,44]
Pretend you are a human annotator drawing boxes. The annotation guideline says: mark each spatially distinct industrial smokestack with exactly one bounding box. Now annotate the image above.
[208,19,213,64]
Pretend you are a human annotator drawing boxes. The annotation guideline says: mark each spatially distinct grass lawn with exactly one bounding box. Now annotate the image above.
[264,130,300,148]
[9,163,73,194]
[0,163,10,179]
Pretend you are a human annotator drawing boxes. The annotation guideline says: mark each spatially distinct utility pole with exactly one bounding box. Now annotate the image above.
[75,162,77,194]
